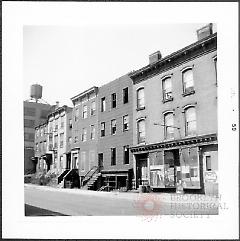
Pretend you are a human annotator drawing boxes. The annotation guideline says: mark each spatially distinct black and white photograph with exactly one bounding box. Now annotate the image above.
[2,1,239,240]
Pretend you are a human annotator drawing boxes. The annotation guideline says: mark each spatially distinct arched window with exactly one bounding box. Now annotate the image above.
[164,112,174,139]
[162,77,172,101]
[137,88,145,109]
[185,106,196,136]
[182,68,194,94]
[137,119,146,144]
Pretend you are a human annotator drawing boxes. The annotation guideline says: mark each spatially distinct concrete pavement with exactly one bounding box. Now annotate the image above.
[24,184,219,216]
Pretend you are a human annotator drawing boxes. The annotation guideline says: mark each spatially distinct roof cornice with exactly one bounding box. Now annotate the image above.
[129,33,217,84]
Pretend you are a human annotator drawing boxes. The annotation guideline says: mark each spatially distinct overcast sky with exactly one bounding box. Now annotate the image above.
[23,23,217,107]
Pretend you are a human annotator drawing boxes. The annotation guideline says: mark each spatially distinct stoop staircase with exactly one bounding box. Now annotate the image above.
[81,166,101,190]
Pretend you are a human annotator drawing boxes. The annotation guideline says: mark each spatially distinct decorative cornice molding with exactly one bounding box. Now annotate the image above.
[129,33,217,85]
[130,133,217,153]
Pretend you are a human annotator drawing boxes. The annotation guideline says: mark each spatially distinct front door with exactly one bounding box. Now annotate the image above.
[136,154,148,187]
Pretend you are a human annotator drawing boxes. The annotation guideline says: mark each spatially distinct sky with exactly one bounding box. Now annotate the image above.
[23,23,217,107]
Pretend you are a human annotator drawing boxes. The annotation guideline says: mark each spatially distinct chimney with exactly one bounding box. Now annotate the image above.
[149,51,162,65]
[55,101,59,110]
[196,23,213,41]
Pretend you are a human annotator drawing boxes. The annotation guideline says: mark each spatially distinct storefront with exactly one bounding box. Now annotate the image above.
[131,133,217,194]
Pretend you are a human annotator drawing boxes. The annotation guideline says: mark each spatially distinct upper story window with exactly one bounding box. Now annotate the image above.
[137,119,146,144]
[111,148,116,166]
[82,128,87,142]
[100,122,105,137]
[49,122,53,133]
[162,77,173,102]
[43,141,47,152]
[60,116,64,128]
[49,135,53,144]
[123,87,129,104]
[82,105,88,119]
[123,115,129,132]
[35,143,39,152]
[69,119,72,128]
[55,123,58,131]
[60,133,64,148]
[185,106,197,136]
[111,119,116,135]
[54,135,58,148]
[35,129,39,139]
[90,101,96,116]
[164,112,174,140]
[74,108,79,121]
[137,88,145,110]
[101,97,106,112]
[111,93,116,109]
[123,146,129,165]
[90,125,96,140]
[182,68,195,95]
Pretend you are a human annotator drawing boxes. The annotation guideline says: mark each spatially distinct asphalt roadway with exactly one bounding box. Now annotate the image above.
[24,184,219,216]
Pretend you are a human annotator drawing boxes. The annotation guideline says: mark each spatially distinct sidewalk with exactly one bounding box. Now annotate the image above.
[24,183,219,203]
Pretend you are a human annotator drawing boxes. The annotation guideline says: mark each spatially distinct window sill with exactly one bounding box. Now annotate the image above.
[182,90,195,97]
[136,106,145,111]
[162,97,173,103]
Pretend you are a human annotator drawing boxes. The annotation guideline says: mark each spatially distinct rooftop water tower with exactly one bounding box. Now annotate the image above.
[30,84,43,102]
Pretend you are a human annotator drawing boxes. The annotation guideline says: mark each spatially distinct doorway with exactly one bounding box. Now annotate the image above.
[98,153,103,170]
[136,153,148,188]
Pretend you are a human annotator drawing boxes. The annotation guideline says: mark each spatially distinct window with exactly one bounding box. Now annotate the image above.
[55,123,58,131]
[60,156,63,169]
[162,77,173,101]
[111,148,116,165]
[164,112,174,139]
[137,88,145,109]
[90,101,96,116]
[185,107,196,136]
[35,143,39,152]
[74,108,79,121]
[182,69,194,94]
[80,152,86,171]
[123,146,129,164]
[137,119,146,144]
[111,119,116,135]
[69,119,72,128]
[60,133,64,148]
[100,122,105,137]
[68,136,72,144]
[82,105,87,119]
[40,127,44,137]
[90,125,96,140]
[82,128,87,142]
[54,135,58,148]
[101,97,106,112]
[111,93,116,108]
[35,129,39,138]
[60,116,64,128]
[49,122,53,133]
[123,87,128,104]
[206,156,212,171]
[123,115,129,131]
[49,135,53,145]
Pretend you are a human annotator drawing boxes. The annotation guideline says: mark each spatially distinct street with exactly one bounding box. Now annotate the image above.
[25,184,219,216]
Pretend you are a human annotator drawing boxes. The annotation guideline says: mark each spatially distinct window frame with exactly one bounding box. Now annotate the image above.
[111,119,117,135]
[90,101,96,116]
[123,87,129,104]
[163,111,174,140]
[111,93,117,109]
[82,128,87,142]
[123,145,130,165]
[100,122,105,137]
[123,115,129,132]
[111,147,116,166]
[82,105,88,119]
[182,67,195,96]
[101,97,106,112]
[162,76,173,102]
[184,105,197,136]
[136,87,145,110]
[137,118,146,144]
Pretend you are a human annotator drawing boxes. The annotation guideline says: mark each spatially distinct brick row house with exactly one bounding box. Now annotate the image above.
[129,24,217,194]
[33,24,217,194]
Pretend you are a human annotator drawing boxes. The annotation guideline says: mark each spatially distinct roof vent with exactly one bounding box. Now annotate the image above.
[149,51,162,65]
[196,23,213,41]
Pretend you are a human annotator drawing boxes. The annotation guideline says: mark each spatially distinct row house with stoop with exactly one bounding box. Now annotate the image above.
[33,24,217,195]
